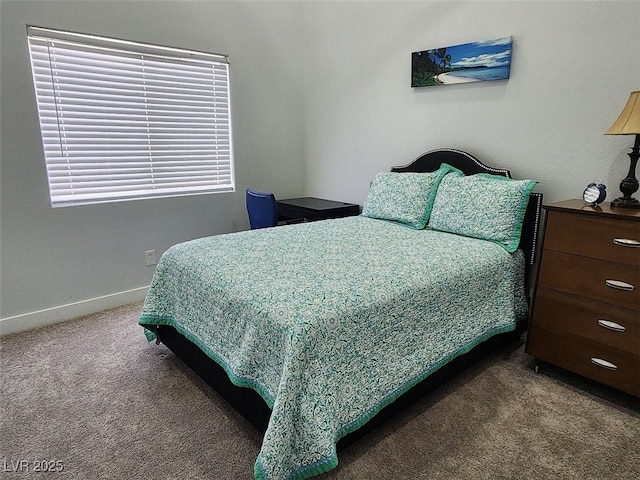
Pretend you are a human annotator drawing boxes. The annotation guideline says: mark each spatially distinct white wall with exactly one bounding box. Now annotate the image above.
[0,1,305,327]
[302,1,640,206]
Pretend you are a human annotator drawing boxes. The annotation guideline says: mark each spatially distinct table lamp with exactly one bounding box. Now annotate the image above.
[605,90,640,208]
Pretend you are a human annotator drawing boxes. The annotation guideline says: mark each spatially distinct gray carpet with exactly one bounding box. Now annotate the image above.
[1,302,638,479]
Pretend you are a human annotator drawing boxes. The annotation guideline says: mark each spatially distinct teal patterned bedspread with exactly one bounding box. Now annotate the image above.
[139,215,528,480]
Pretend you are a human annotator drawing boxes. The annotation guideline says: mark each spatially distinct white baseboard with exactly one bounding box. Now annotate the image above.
[0,286,149,336]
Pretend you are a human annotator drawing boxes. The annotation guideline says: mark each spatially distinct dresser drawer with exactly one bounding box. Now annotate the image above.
[537,250,640,310]
[544,210,640,266]
[527,326,640,397]
[531,287,639,355]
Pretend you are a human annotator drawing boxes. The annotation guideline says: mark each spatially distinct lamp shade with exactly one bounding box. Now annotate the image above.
[606,90,640,135]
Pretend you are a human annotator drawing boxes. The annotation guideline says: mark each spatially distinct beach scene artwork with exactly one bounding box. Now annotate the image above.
[411,36,513,87]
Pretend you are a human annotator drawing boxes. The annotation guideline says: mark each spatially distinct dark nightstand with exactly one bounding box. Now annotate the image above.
[525,200,640,396]
[277,197,360,222]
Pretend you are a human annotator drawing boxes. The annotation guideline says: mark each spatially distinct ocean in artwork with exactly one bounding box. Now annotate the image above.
[442,65,510,82]
[412,37,513,87]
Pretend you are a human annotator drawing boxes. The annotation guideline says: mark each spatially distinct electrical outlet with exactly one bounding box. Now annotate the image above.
[145,249,156,266]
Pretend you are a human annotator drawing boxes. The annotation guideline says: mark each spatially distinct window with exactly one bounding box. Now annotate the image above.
[27,26,234,207]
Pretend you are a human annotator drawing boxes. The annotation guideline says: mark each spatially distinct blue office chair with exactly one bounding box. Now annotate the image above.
[246,189,279,229]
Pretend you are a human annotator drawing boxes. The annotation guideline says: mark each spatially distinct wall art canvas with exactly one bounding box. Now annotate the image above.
[412,36,513,87]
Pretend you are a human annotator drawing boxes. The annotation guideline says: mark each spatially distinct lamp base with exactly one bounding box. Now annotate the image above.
[611,135,640,209]
[611,196,640,209]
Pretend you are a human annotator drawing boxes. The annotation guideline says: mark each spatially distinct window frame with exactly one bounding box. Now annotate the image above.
[27,26,235,207]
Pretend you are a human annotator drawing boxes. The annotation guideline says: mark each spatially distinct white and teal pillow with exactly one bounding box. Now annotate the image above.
[429,172,538,252]
[361,164,455,229]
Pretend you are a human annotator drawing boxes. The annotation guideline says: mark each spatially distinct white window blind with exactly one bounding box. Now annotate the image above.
[27,26,234,207]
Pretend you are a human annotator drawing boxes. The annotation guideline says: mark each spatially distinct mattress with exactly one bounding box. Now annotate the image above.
[139,215,528,480]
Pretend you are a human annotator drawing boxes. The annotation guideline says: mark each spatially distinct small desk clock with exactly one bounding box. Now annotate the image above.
[582,182,607,205]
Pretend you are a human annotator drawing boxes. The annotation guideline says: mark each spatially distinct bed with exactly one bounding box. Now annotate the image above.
[139,148,543,480]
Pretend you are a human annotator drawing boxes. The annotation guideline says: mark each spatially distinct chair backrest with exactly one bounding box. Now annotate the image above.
[246,189,278,229]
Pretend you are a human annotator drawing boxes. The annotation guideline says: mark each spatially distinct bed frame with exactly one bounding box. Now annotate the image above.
[154,148,543,449]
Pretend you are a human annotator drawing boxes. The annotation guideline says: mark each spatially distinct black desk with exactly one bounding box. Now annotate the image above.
[277,197,360,222]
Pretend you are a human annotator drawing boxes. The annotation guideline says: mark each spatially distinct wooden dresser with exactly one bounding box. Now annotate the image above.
[525,199,640,396]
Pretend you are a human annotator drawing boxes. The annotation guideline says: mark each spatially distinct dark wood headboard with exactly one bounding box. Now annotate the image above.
[391,148,543,287]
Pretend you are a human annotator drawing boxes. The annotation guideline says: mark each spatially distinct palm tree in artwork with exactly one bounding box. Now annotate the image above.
[432,48,452,70]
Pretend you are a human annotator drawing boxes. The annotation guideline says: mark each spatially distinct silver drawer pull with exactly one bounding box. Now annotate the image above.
[613,238,640,247]
[591,357,618,371]
[597,319,626,333]
[605,279,635,291]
